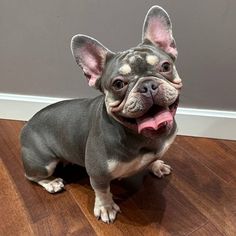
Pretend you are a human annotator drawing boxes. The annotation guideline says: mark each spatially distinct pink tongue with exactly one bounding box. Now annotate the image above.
[137,110,173,134]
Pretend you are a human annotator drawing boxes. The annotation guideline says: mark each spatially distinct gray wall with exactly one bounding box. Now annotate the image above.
[1,0,236,110]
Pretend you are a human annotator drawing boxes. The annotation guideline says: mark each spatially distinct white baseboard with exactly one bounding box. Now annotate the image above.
[0,93,236,140]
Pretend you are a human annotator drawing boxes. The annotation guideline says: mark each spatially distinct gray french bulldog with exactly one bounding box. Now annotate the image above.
[20,5,182,223]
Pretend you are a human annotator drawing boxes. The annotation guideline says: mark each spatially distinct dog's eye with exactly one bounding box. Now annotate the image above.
[112,79,126,90]
[160,62,172,73]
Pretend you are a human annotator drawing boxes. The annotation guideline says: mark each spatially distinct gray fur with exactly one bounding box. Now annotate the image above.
[20,5,182,223]
[21,96,176,181]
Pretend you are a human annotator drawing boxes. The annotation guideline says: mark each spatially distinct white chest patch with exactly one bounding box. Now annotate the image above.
[107,153,157,179]
[107,129,177,179]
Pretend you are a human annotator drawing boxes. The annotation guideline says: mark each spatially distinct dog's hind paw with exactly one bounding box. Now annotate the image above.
[38,178,65,193]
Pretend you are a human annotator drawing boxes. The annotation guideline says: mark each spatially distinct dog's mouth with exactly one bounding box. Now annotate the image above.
[113,97,179,135]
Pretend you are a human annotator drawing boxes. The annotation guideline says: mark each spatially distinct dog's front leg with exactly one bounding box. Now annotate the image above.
[90,177,120,223]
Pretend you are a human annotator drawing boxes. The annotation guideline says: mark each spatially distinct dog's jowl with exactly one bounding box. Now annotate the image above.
[20,5,182,223]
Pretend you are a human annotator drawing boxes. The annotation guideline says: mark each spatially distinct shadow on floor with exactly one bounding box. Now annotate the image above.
[54,163,170,226]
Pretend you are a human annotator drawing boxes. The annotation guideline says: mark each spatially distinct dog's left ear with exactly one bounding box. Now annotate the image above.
[142,6,178,59]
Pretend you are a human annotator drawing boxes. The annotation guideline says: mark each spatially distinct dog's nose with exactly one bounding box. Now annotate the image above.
[138,80,159,95]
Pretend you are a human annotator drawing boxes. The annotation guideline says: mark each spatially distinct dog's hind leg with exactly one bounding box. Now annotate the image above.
[22,148,64,193]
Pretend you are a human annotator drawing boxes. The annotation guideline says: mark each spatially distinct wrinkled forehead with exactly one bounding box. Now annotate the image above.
[106,45,171,77]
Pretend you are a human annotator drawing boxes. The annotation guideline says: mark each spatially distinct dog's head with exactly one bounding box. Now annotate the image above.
[71,6,182,137]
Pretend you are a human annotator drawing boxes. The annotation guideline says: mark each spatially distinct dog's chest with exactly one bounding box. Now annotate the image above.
[107,153,157,179]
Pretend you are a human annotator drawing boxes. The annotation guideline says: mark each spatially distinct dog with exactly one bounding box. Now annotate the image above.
[20,5,182,223]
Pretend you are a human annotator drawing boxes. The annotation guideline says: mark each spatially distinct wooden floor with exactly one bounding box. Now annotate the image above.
[0,119,236,236]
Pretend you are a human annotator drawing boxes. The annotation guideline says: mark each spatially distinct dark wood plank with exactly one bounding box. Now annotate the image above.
[126,173,207,235]
[0,119,96,236]
[0,120,49,222]
[68,162,207,235]
[176,136,236,183]
[166,140,236,236]
[190,222,224,236]
[1,119,236,236]
[30,188,96,236]
[216,139,236,166]
[69,183,149,236]
[0,159,34,235]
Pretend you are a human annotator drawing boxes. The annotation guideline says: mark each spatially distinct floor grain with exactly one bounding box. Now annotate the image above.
[0,119,235,236]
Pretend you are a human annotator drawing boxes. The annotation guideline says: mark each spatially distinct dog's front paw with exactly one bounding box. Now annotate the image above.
[150,160,172,178]
[94,201,121,223]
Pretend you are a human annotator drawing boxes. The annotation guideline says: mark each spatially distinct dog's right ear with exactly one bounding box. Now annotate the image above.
[71,34,114,88]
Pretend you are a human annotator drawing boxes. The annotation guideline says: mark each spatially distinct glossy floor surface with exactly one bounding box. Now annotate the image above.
[0,120,236,235]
